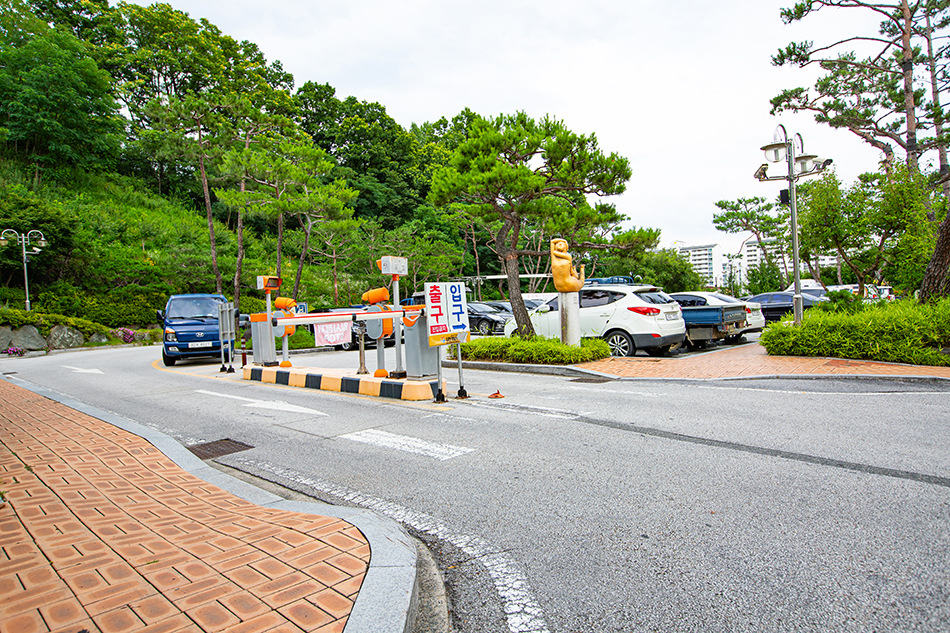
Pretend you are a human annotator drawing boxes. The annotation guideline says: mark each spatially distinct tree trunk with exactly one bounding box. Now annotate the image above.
[198,151,222,294]
[276,212,284,280]
[293,216,312,301]
[901,0,920,175]
[232,178,246,312]
[919,212,950,302]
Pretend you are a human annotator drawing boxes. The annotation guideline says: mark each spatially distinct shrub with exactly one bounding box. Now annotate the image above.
[0,308,110,338]
[458,336,611,365]
[760,298,950,366]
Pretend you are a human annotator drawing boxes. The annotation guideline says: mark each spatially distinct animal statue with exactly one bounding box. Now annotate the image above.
[550,238,585,292]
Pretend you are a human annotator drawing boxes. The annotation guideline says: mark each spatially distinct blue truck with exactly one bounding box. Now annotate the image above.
[678,304,748,349]
[157,293,233,366]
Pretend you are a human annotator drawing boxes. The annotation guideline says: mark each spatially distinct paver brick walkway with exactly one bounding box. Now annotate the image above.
[577,342,950,380]
[0,379,369,633]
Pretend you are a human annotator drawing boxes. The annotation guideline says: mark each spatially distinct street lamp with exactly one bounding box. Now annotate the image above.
[754,125,832,325]
[0,229,49,311]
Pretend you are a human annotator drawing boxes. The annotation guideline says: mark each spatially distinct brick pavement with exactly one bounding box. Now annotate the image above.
[577,342,950,380]
[0,378,369,633]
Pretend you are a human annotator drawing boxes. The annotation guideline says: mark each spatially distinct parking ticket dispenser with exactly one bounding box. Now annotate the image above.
[404,312,439,379]
[249,313,277,365]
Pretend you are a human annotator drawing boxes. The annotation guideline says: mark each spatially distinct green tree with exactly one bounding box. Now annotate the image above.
[0,26,122,185]
[629,249,705,293]
[713,197,789,285]
[797,167,929,295]
[429,112,632,336]
[746,260,785,295]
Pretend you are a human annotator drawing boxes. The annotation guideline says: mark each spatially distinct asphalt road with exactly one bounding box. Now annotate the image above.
[3,344,949,633]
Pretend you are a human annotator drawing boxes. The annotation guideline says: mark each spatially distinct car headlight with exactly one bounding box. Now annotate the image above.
[164,328,178,342]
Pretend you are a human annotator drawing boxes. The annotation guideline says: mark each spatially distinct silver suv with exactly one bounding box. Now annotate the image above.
[504,285,686,356]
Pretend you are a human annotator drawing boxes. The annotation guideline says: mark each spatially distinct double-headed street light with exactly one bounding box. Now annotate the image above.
[754,125,833,325]
[0,229,49,312]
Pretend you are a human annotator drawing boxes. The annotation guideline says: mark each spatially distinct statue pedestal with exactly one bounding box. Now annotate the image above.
[559,292,581,347]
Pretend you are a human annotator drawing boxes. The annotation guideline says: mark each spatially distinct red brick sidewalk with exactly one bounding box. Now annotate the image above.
[0,379,368,633]
[577,342,950,380]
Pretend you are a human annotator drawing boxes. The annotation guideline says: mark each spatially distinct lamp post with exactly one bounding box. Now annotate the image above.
[755,125,832,325]
[0,229,49,311]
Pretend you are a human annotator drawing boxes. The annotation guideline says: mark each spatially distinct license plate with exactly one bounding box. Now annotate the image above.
[188,341,213,348]
[665,312,679,321]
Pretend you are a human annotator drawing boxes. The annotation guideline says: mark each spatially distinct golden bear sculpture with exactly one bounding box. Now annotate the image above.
[551,238,585,292]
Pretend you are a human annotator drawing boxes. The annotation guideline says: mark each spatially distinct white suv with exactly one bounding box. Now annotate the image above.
[503,285,686,356]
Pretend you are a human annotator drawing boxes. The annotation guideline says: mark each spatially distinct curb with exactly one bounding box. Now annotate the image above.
[6,376,420,633]
[244,365,444,401]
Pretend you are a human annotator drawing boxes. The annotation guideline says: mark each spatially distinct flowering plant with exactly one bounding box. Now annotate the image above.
[3,347,25,356]
[111,328,136,343]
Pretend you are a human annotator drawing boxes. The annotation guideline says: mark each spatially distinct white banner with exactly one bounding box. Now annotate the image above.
[313,320,351,346]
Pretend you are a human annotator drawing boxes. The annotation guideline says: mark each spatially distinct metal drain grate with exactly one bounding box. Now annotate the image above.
[569,377,616,384]
[187,438,254,460]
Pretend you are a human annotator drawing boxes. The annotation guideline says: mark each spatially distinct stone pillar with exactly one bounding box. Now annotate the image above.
[559,292,581,347]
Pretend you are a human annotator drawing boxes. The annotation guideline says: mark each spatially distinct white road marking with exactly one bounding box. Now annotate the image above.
[567,385,666,397]
[61,365,104,374]
[466,400,585,420]
[194,389,327,415]
[235,458,550,633]
[340,429,474,461]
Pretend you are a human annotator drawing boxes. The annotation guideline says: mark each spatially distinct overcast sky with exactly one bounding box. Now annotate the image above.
[133,0,888,256]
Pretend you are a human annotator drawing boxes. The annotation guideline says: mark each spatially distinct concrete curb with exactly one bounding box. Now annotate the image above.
[6,377,420,633]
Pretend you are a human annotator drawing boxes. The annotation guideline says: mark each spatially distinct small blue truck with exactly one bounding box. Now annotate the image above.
[678,304,748,349]
[157,293,233,366]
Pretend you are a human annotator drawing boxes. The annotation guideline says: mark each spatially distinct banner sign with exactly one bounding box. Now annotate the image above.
[425,282,470,347]
[313,320,351,346]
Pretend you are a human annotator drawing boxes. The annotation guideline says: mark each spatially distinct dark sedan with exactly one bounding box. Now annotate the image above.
[467,302,512,335]
[745,291,828,323]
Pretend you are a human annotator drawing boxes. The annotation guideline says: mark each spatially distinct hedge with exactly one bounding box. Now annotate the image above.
[759,298,950,366]
[457,336,611,365]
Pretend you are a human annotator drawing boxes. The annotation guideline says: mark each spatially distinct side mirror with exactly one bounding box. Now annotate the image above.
[537,305,551,314]
[156,309,164,322]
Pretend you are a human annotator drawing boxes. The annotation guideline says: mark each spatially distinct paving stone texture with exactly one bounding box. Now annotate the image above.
[0,379,369,633]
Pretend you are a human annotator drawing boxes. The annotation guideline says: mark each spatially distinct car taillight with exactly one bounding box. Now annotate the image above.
[628,307,661,316]
[745,307,752,313]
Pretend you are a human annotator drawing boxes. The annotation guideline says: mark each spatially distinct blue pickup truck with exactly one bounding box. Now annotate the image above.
[675,302,748,349]
[157,294,233,366]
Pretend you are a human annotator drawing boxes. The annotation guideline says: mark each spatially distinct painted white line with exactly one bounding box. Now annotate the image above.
[340,429,474,461]
[61,365,104,374]
[568,385,666,397]
[234,458,550,633]
[696,385,950,396]
[194,389,327,415]
[466,400,582,420]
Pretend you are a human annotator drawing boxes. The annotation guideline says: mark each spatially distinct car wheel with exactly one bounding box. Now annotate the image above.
[645,345,672,357]
[477,320,492,335]
[162,350,176,366]
[604,330,635,357]
[340,339,355,351]
[725,334,745,344]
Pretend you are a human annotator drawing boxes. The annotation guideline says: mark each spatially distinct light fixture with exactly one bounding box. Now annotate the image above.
[761,141,787,163]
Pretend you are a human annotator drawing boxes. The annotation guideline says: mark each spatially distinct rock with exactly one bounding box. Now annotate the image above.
[0,326,11,351]
[47,325,85,349]
[133,331,151,342]
[89,333,109,344]
[11,325,48,350]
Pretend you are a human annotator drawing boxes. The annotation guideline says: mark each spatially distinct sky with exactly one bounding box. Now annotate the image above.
[130,0,888,257]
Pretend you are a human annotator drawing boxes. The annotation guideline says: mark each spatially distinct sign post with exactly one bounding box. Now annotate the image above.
[424,282,470,401]
[380,256,409,378]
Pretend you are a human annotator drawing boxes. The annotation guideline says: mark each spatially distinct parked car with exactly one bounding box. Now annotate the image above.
[503,285,686,357]
[670,292,765,342]
[745,291,828,323]
[157,293,233,366]
[467,301,512,335]
[485,299,547,313]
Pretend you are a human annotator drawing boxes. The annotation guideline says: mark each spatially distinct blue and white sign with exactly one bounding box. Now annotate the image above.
[425,282,470,347]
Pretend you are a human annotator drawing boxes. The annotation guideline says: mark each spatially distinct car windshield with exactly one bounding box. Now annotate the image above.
[167,297,223,319]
